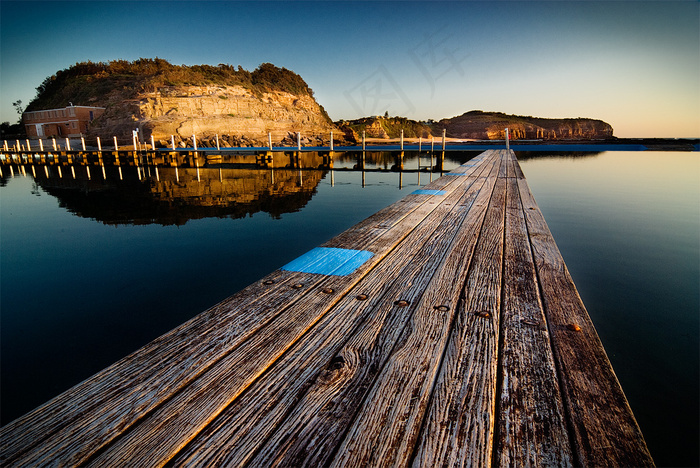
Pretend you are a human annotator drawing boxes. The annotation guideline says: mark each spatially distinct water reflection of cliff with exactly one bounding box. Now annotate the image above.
[9,150,479,225]
[34,166,325,226]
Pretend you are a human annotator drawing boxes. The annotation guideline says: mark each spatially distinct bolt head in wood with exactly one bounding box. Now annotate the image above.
[291,283,304,289]
[394,300,410,307]
[474,311,491,318]
[356,294,368,301]
[262,279,275,285]
[567,323,582,331]
[433,305,450,312]
[321,288,334,294]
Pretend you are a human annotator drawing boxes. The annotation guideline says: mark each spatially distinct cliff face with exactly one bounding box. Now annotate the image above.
[91,84,336,147]
[438,111,613,140]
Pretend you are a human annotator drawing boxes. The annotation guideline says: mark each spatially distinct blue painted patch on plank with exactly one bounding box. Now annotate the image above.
[281,247,374,276]
[411,189,446,195]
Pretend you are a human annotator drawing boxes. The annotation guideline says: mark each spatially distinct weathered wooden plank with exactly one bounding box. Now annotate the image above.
[247,156,502,468]
[170,157,498,467]
[517,176,654,467]
[512,153,525,179]
[0,154,495,466]
[410,161,506,467]
[80,155,502,466]
[495,173,573,466]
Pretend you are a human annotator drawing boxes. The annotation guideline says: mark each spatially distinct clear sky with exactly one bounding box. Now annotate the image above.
[1,0,698,138]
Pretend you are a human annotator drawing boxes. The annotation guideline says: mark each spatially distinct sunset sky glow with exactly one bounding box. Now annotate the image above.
[1,0,698,138]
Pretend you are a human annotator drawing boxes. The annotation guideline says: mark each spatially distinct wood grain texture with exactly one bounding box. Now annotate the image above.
[517,176,654,467]
[167,157,500,467]
[411,159,506,468]
[496,174,573,467]
[222,155,500,468]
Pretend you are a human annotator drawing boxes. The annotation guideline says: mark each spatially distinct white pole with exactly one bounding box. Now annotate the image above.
[192,133,197,151]
[113,136,119,151]
[442,129,446,150]
[330,131,334,151]
[171,135,176,150]
[400,130,404,151]
[66,138,71,151]
[2,141,7,151]
[97,137,102,151]
[215,134,220,151]
[431,137,434,152]
[52,138,57,151]
[268,132,273,151]
[81,137,86,151]
[419,136,422,152]
[16,140,20,151]
[133,131,138,151]
[362,131,366,151]
[505,127,510,150]
[151,135,156,151]
[26,139,31,151]
[297,132,301,152]
[39,139,44,151]
[86,166,91,180]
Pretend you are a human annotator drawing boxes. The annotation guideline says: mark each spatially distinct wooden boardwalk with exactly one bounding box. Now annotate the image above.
[0,150,653,467]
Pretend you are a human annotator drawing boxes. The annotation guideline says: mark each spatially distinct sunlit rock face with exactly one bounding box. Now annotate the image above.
[438,111,614,140]
[91,85,336,147]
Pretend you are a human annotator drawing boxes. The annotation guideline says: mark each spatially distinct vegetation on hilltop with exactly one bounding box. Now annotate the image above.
[25,58,316,112]
[439,110,603,126]
[337,115,434,139]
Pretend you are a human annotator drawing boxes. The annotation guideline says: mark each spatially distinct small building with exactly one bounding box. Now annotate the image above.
[22,105,105,138]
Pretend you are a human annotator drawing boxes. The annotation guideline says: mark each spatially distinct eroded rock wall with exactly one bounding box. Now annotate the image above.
[90,85,337,147]
[439,111,613,140]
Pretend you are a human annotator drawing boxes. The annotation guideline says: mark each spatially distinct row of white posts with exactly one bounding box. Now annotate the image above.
[3,127,469,153]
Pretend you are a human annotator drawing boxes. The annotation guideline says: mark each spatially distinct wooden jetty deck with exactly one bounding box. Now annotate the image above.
[0,150,653,467]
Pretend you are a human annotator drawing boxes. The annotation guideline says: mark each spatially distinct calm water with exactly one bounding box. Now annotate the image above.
[1,150,698,466]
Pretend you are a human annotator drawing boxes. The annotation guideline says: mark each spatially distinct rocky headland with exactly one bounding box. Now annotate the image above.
[436,110,613,140]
